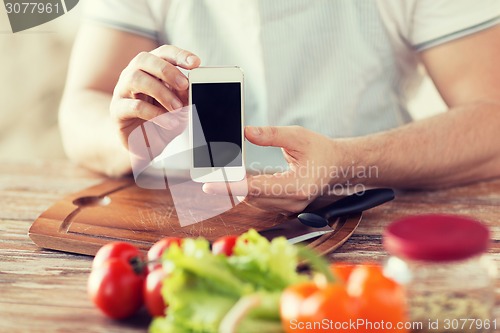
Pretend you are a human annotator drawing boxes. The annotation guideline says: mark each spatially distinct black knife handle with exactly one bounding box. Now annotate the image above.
[297,188,395,228]
[321,188,395,220]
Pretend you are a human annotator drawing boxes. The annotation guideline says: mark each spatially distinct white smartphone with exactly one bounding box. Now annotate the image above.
[188,67,245,183]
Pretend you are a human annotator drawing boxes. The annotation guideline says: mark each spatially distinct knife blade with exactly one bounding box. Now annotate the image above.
[259,218,333,244]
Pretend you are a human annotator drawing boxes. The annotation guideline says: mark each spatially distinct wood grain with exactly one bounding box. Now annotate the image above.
[1,160,499,332]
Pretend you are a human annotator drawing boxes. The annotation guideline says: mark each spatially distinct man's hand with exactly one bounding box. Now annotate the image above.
[203,126,351,213]
[110,45,201,147]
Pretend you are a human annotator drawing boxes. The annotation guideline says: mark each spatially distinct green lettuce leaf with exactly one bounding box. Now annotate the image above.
[228,229,305,291]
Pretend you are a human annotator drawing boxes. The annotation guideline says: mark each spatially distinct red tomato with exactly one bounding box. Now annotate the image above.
[88,258,144,319]
[212,235,238,256]
[92,242,144,273]
[144,268,168,317]
[147,237,183,270]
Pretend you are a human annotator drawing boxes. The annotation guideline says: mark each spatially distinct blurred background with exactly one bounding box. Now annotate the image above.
[0,4,81,161]
[0,4,445,164]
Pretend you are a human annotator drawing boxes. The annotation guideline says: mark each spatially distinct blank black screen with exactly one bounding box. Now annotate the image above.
[192,82,242,168]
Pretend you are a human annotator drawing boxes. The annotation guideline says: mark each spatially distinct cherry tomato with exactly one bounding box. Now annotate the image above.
[147,237,183,270]
[330,263,356,283]
[280,281,359,333]
[212,235,238,256]
[88,258,144,319]
[144,268,168,317]
[280,282,319,321]
[92,242,144,273]
[281,264,408,333]
[346,265,408,332]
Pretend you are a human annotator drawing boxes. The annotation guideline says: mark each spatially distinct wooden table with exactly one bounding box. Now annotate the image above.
[0,160,499,332]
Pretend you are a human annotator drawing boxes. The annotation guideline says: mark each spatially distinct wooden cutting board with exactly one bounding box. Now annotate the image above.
[29,174,362,256]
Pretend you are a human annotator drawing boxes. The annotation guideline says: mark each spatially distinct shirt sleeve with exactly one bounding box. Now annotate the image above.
[83,0,158,40]
[409,0,500,51]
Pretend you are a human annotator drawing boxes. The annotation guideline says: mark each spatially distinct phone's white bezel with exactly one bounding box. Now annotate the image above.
[189,67,245,183]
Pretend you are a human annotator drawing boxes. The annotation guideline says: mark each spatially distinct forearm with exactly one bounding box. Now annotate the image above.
[59,89,131,177]
[345,101,500,189]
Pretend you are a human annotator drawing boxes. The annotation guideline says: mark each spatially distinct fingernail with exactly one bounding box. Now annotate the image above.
[171,99,183,110]
[202,183,214,194]
[186,55,196,65]
[249,126,262,136]
[175,75,188,89]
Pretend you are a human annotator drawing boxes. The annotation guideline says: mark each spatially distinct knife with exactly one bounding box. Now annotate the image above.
[259,188,395,244]
[259,221,334,244]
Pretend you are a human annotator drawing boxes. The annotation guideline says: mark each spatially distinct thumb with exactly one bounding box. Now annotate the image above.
[245,126,305,151]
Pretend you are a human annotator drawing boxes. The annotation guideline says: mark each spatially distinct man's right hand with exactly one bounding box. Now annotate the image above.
[110,45,201,147]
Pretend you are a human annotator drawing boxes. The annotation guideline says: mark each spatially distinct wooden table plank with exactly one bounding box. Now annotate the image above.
[0,303,149,333]
[0,160,102,221]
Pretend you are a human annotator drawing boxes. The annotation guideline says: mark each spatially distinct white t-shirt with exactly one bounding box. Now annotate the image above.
[84,0,499,170]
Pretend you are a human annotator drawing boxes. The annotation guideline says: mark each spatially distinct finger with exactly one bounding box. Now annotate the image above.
[202,178,248,196]
[246,173,313,199]
[122,70,183,111]
[203,172,308,199]
[201,180,292,213]
[131,51,189,91]
[111,98,166,122]
[151,106,189,129]
[150,45,201,70]
[202,173,313,213]
[242,197,302,214]
[177,88,189,105]
[244,126,308,152]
